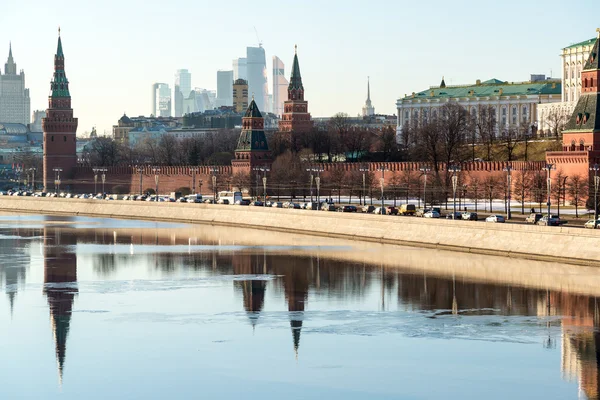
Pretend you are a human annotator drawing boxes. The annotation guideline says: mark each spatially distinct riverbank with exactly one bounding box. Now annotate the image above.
[1,196,599,266]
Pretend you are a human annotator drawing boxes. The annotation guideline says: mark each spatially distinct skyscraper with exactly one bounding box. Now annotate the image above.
[0,43,31,124]
[216,70,234,107]
[233,58,247,81]
[246,46,268,111]
[151,83,171,117]
[272,56,289,116]
[174,69,191,117]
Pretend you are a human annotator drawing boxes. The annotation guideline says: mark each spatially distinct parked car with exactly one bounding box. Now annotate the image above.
[362,205,375,214]
[525,213,543,224]
[399,204,416,216]
[217,198,230,205]
[584,219,600,229]
[339,205,358,213]
[462,212,478,221]
[386,206,399,215]
[249,201,264,206]
[537,215,560,226]
[446,212,463,220]
[321,203,336,211]
[177,197,188,203]
[374,207,387,215]
[485,215,505,223]
[423,210,441,218]
[290,203,302,209]
[271,202,283,208]
[235,199,251,206]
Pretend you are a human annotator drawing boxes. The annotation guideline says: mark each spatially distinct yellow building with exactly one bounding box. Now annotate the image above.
[233,79,248,113]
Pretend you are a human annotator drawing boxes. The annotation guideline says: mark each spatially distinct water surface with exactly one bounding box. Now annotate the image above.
[0,215,598,399]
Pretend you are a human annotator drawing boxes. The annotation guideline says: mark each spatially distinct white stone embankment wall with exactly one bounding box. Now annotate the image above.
[1,197,599,266]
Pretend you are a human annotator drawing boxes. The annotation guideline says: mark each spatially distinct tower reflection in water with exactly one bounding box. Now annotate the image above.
[5,223,600,399]
[42,227,77,386]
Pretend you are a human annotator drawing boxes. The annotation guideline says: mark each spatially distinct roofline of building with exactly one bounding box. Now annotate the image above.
[563,38,596,50]
[396,93,561,105]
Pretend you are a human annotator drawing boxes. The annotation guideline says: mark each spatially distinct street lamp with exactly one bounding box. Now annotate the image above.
[136,167,144,195]
[590,164,600,221]
[152,167,160,201]
[542,164,555,217]
[359,165,370,206]
[53,168,63,194]
[307,168,324,205]
[191,168,199,195]
[210,167,218,203]
[93,168,99,194]
[253,167,270,205]
[449,165,461,219]
[28,167,36,192]
[378,166,389,214]
[503,164,512,220]
[420,166,431,209]
[101,169,107,195]
[198,179,203,196]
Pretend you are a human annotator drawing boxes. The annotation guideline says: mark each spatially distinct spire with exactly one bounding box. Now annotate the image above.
[51,31,69,98]
[440,76,446,88]
[4,42,16,75]
[288,46,304,91]
[367,76,371,101]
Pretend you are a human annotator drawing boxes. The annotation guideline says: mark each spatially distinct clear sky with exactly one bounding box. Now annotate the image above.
[1,0,600,135]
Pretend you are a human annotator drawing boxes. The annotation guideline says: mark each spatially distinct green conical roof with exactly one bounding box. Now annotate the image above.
[57,36,64,58]
[583,37,599,71]
[51,35,70,98]
[288,47,304,91]
[244,99,262,118]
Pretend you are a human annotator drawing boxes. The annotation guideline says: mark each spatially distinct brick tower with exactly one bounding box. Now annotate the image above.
[547,29,600,183]
[43,31,78,192]
[278,46,313,149]
[231,98,272,175]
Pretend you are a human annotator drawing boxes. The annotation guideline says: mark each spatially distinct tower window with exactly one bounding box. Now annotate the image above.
[51,136,54,142]
[64,136,67,142]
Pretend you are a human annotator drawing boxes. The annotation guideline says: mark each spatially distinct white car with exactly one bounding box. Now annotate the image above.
[423,211,440,218]
[485,215,505,223]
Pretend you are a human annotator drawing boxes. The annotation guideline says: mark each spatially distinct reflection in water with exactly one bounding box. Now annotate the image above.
[3,218,600,398]
[43,227,78,386]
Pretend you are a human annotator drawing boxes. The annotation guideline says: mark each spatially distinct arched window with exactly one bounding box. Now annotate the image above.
[64,136,66,142]
[571,140,576,151]
[580,140,585,151]
[584,78,588,88]
[51,136,54,142]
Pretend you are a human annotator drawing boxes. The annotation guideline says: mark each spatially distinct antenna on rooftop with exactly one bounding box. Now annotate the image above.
[254,26,263,48]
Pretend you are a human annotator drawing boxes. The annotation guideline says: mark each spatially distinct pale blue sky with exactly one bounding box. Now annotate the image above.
[1,0,599,135]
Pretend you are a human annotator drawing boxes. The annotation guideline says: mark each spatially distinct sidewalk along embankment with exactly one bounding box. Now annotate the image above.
[1,196,599,266]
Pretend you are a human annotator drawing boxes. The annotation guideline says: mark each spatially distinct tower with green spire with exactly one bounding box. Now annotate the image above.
[278,46,313,148]
[43,30,78,192]
[232,98,272,175]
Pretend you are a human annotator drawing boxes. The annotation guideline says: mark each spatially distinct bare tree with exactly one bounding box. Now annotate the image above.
[567,175,587,218]
[545,107,568,140]
[512,170,532,214]
[343,127,372,162]
[83,137,123,167]
[529,171,547,213]
[552,170,567,217]
[380,125,398,161]
[475,105,497,161]
[328,168,346,203]
[501,127,519,162]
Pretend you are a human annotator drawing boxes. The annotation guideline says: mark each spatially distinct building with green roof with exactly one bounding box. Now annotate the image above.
[396,75,562,142]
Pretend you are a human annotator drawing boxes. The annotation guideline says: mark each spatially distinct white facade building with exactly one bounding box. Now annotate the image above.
[396,77,562,143]
[536,37,596,135]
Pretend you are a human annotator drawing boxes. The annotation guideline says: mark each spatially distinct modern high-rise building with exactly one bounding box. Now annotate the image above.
[0,43,31,125]
[233,79,249,113]
[233,58,247,81]
[246,46,268,111]
[174,69,191,117]
[216,70,234,107]
[151,83,171,117]
[272,56,289,116]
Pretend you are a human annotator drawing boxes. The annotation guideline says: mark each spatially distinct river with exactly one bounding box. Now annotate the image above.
[0,215,598,399]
